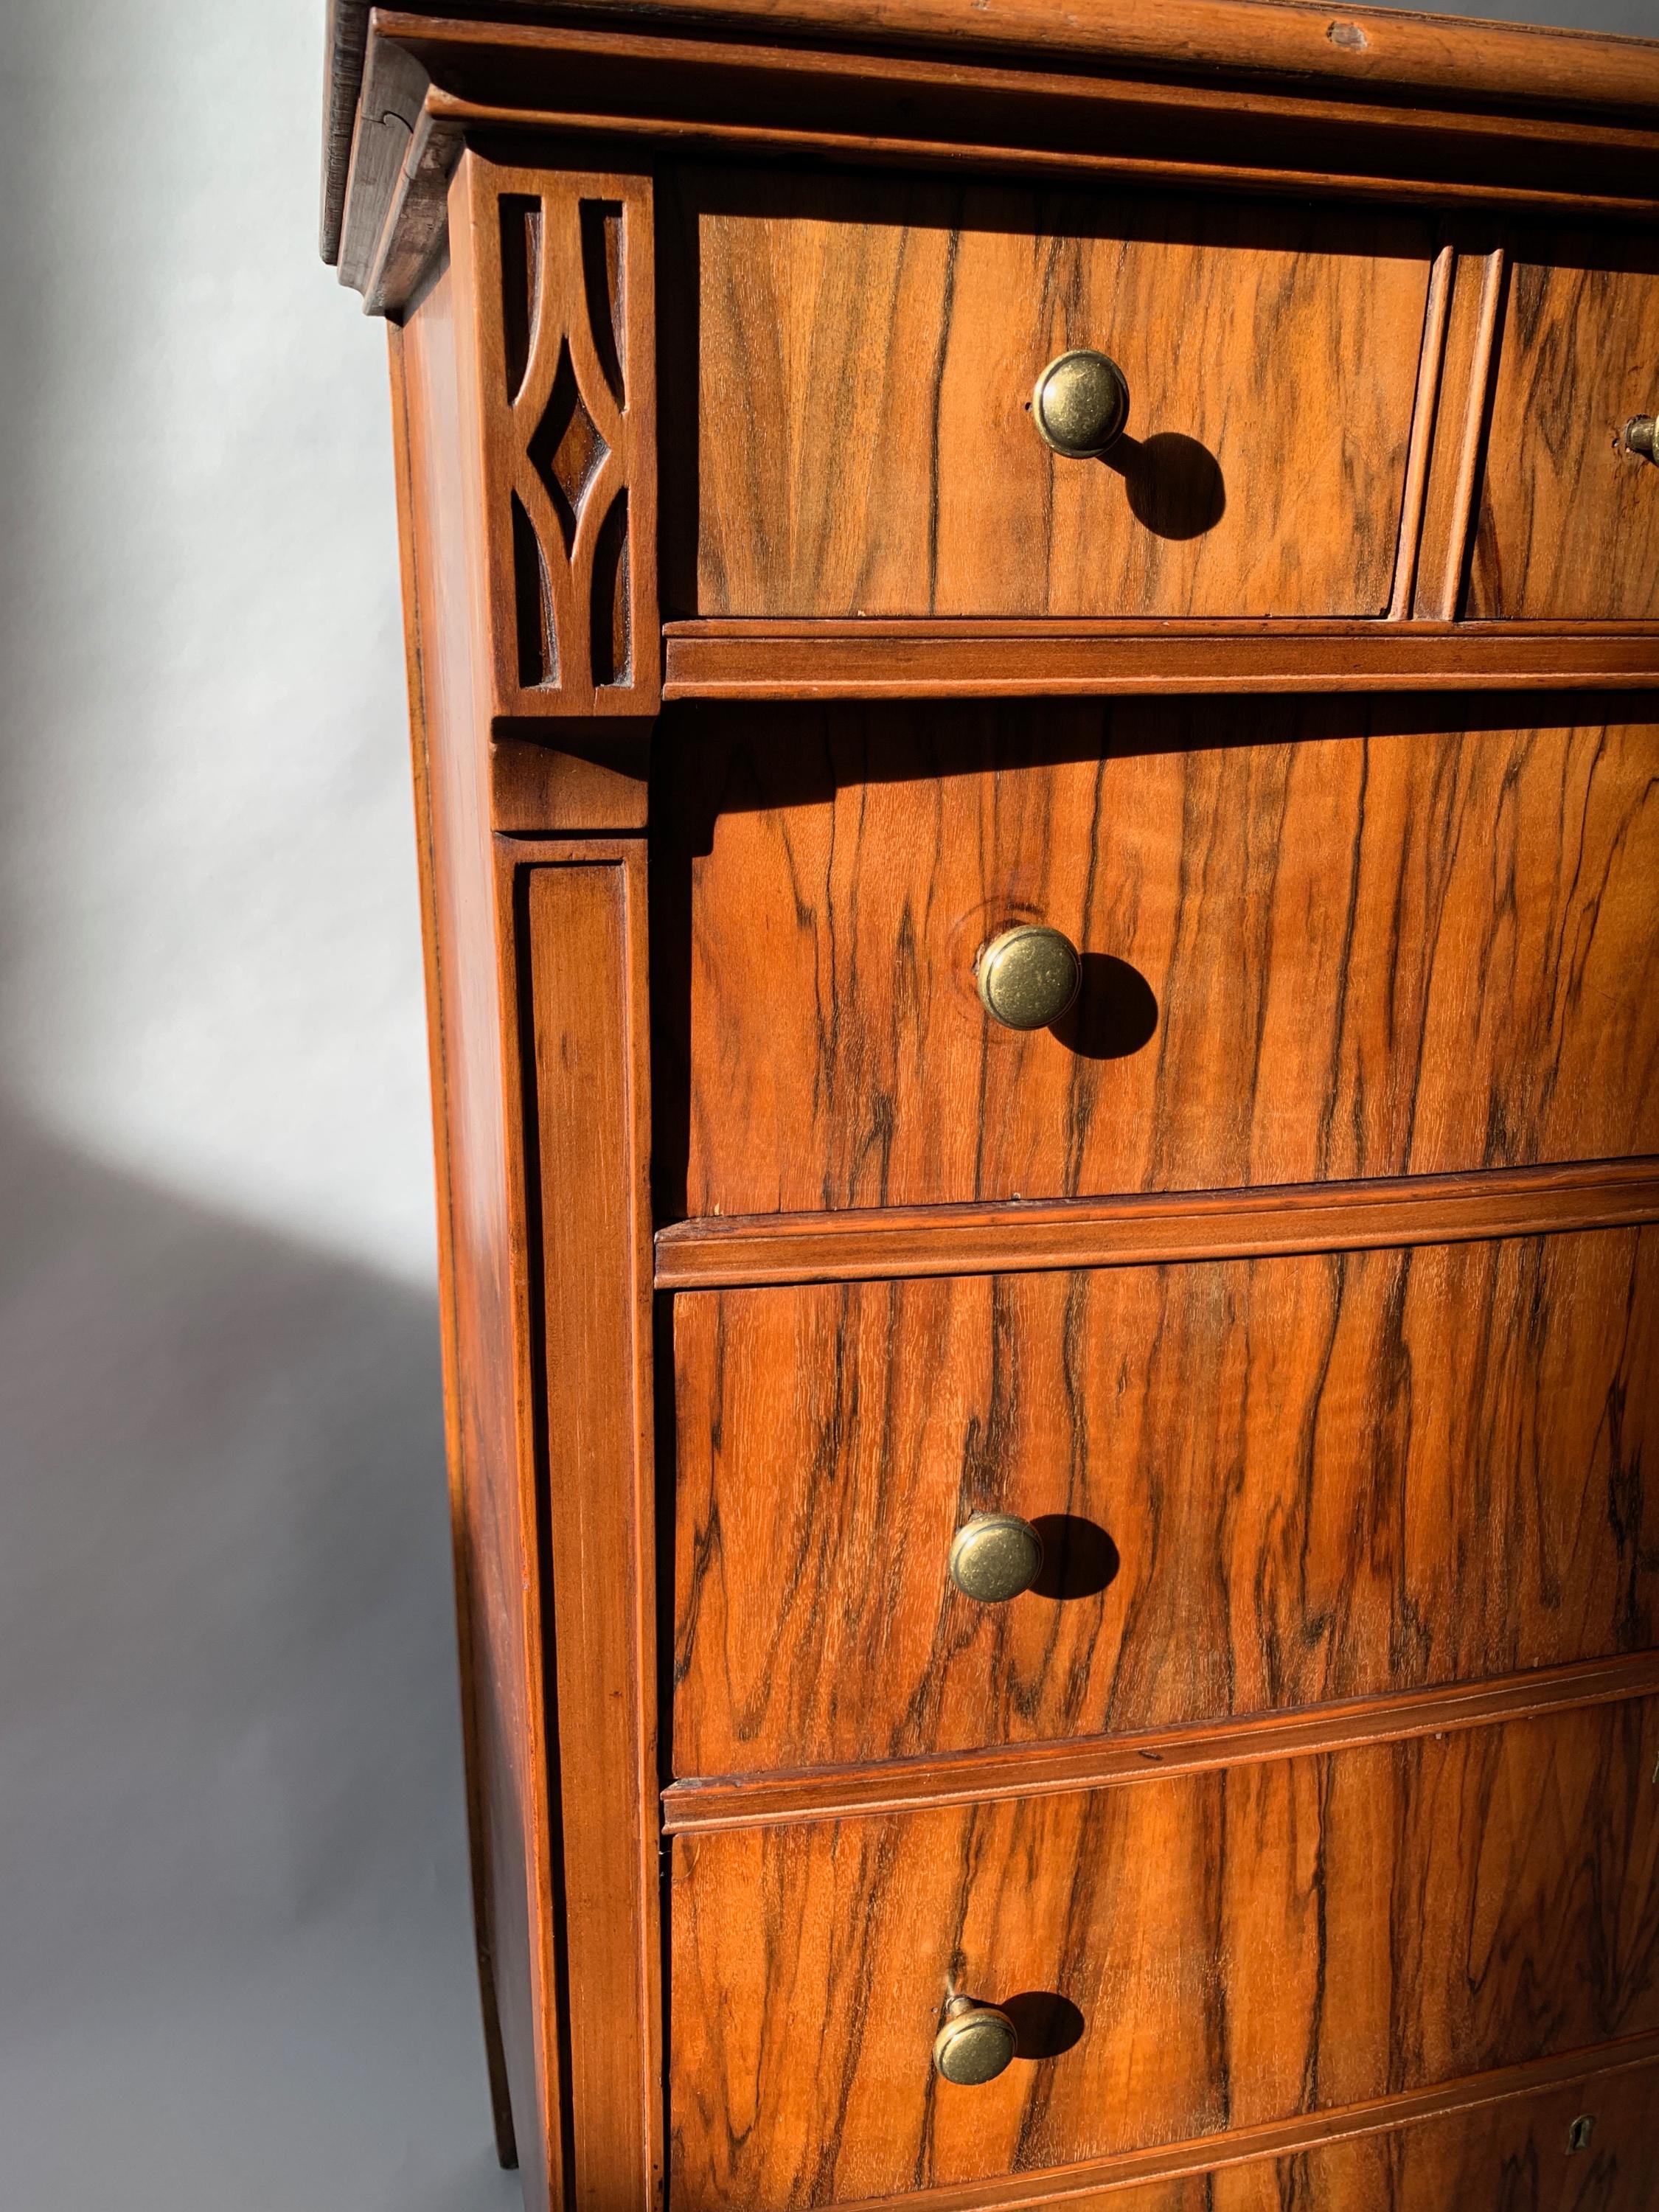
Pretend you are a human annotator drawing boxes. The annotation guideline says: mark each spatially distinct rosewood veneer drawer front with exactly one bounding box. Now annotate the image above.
[675,170,1435,619]
[667,1698,1659,2211]
[670,1232,1659,1779]
[666,699,1659,1218]
[995,2056,1659,2212]
[1471,232,1659,621]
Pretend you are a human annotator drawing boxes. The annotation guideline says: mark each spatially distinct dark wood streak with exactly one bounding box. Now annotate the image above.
[671,1234,1659,1778]
[667,1699,1659,2211]
[661,698,1659,1221]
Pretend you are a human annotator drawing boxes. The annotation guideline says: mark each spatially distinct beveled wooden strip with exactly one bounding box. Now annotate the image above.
[654,1158,1659,1289]
[818,2038,1659,2212]
[1412,240,1505,619]
[662,1650,1659,1830]
[517,843,663,2212]
[661,619,1659,698]
[1388,243,1455,619]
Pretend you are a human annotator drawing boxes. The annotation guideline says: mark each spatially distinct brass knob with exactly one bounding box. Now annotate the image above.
[933,1999,1018,2085]
[949,1513,1045,1603]
[1032,349,1130,459]
[975,925,1082,1031]
[1624,417,1658,463]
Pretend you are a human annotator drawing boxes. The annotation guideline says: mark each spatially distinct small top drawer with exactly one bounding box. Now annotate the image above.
[672,170,1436,619]
[1470,229,1659,619]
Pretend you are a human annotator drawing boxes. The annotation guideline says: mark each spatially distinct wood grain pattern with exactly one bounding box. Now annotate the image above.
[395,263,561,2208]
[659,619,1659,700]
[389,305,518,2171]
[451,150,660,720]
[663,698,1659,1219]
[1470,232,1659,621]
[334,15,1659,316]
[668,1697,1659,2210]
[832,2053,1659,2212]
[671,1231,1659,1777]
[521,846,662,2212]
[677,170,1434,619]
[324,0,1659,271]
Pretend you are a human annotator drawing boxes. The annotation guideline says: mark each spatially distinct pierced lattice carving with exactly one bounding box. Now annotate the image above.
[461,161,658,720]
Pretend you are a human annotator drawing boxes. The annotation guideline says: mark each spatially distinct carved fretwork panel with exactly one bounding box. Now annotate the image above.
[453,154,659,720]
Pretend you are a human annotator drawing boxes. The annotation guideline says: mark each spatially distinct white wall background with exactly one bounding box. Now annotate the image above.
[0,0,1647,2205]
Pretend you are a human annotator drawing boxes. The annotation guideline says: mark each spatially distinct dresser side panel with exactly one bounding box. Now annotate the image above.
[397,251,566,2211]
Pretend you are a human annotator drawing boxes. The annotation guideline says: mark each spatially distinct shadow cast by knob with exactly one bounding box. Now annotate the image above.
[1029,1515,1120,1601]
[1051,954,1158,1062]
[1001,1992,1087,2059]
[1103,431,1227,540]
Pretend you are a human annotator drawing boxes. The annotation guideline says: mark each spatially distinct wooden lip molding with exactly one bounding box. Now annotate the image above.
[661,1650,1659,1832]
[653,1156,1659,1291]
[324,0,1659,265]
[813,2034,1659,2212]
[330,9,1659,310]
[662,620,1659,700]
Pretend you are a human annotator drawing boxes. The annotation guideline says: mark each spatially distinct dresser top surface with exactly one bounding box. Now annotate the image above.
[322,0,1659,268]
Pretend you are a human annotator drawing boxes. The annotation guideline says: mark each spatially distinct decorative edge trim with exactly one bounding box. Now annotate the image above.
[661,1650,1659,1830]
[654,1158,1659,1290]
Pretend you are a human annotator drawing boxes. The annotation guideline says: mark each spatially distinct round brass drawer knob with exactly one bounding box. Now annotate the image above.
[1033,349,1130,458]
[1624,416,1658,463]
[949,1512,1045,1603]
[976,925,1082,1031]
[933,2000,1018,2085]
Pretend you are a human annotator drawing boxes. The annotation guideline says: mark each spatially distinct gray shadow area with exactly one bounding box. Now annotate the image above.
[0,1102,518,2211]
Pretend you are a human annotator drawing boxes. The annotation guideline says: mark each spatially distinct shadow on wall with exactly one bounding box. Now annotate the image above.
[0,1095,467,2028]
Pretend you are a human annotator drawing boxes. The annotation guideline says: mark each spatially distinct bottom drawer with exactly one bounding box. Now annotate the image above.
[668,1697,1659,2211]
[1013,2056,1658,2212]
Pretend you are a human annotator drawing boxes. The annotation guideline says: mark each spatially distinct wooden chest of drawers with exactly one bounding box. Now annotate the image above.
[324,4,1659,2206]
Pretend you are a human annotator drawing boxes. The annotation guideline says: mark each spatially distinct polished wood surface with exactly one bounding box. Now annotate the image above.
[324,0,1659,269]
[1410,237,1506,619]
[1470,231,1659,621]
[522,848,662,2212]
[338,1,1659,2202]
[669,1697,1659,2211]
[660,619,1659,698]
[678,170,1433,620]
[330,11,1659,318]
[671,1230,1659,1777]
[394,263,561,2200]
[664,1653,1659,1832]
[451,153,661,722]
[654,1157,1659,1289]
[823,2050,1659,2212]
[389,302,519,2171]
[665,699,1659,1219]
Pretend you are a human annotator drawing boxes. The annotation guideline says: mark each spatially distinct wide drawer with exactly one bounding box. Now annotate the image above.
[672,170,1436,620]
[667,1697,1659,2211]
[670,1230,1659,1779]
[940,2059,1659,2212]
[660,698,1659,1218]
